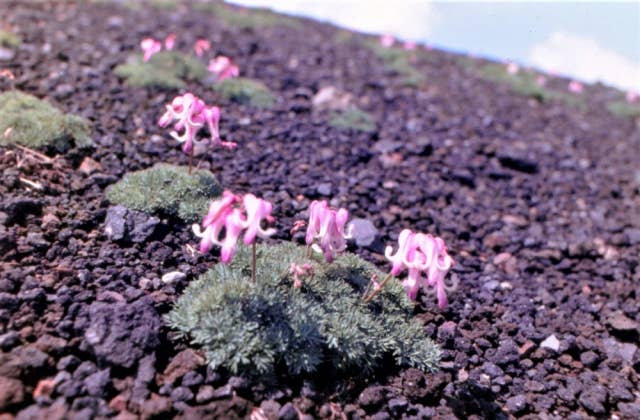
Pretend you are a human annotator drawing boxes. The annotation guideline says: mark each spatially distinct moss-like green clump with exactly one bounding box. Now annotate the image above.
[213,77,276,108]
[106,164,222,223]
[114,51,208,89]
[167,242,441,378]
[195,2,299,29]
[329,107,376,133]
[149,0,179,9]
[607,101,640,119]
[366,41,425,87]
[0,91,92,152]
[480,64,583,108]
[0,30,20,49]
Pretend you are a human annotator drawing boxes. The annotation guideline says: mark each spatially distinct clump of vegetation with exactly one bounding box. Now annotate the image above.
[366,41,424,87]
[167,242,441,378]
[480,64,583,108]
[195,2,299,29]
[329,106,376,133]
[114,51,207,89]
[106,163,222,223]
[0,91,92,152]
[149,0,179,10]
[607,101,640,119]
[0,30,20,49]
[213,77,276,108]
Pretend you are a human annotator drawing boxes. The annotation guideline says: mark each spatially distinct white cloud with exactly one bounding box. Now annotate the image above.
[528,31,640,91]
[228,0,440,41]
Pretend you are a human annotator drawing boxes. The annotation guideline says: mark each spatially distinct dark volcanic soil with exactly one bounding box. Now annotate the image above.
[1,1,639,419]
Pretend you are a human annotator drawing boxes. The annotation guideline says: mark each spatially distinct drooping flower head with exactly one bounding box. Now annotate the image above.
[164,33,176,50]
[159,93,235,154]
[506,61,519,75]
[384,229,454,308]
[193,192,276,264]
[141,37,162,62]
[194,39,211,57]
[379,34,395,48]
[208,56,240,82]
[305,200,351,263]
[568,80,584,94]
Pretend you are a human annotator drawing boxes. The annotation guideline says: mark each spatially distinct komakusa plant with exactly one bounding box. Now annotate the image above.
[305,200,352,263]
[158,92,236,173]
[208,56,240,82]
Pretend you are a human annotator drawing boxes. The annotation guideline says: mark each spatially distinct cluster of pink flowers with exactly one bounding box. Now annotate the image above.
[506,61,519,75]
[194,39,211,57]
[568,80,584,94]
[289,263,313,288]
[627,90,638,103]
[536,75,547,87]
[193,191,275,263]
[208,56,240,81]
[141,34,176,62]
[305,200,352,263]
[379,34,395,48]
[385,229,454,308]
[158,92,236,154]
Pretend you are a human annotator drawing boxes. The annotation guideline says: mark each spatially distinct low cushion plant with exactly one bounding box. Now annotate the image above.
[114,51,208,89]
[106,163,222,223]
[0,91,92,152]
[212,77,276,108]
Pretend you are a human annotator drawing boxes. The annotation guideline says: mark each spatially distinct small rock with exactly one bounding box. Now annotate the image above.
[0,331,20,351]
[162,349,205,385]
[388,398,408,416]
[619,402,640,419]
[358,386,385,411]
[347,218,378,247]
[493,339,520,366]
[602,338,637,363]
[579,351,600,368]
[104,205,127,241]
[260,400,281,418]
[540,335,560,352]
[161,271,186,285]
[579,384,607,415]
[505,395,527,415]
[78,157,103,175]
[84,368,110,397]
[437,321,457,342]
[0,47,14,61]
[195,385,215,403]
[0,376,24,410]
[311,86,352,111]
[170,386,193,402]
[2,197,42,225]
[607,312,639,333]
[316,183,332,197]
[128,211,160,243]
[278,402,297,420]
[497,153,538,174]
[211,384,233,399]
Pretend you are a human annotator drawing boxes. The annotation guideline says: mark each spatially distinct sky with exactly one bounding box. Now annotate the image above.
[228,0,640,92]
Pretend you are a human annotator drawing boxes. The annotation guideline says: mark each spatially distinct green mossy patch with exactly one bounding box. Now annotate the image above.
[329,107,376,133]
[213,77,276,108]
[195,2,299,29]
[0,91,92,153]
[114,51,208,89]
[366,41,425,87]
[0,30,20,49]
[607,101,640,119]
[106,164,222,223]
[167,242,441,378]
[480,64,584,108]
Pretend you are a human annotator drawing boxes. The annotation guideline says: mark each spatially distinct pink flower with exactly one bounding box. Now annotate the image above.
[194,39,210,57]
[164,33,176,50]
[241,194,276,245]
[200,106,236,149]
[627,90,638,103]
[141,38,161,62]
[193,191,276,264]
[208,56,240,81]
[158,93,205,153]
[384,229,454,308]
[305,200,351,263]
[536,75,547,87]
[568,80,584,94]
[403,41,417,51]
[379,34,394,48]
[290,263,313,288]
[506,61,519,75]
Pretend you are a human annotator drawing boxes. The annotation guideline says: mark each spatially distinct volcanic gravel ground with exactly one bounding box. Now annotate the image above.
[1,1,639,419]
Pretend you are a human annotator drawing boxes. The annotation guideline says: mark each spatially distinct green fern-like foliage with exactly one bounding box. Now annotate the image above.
[167,243,440,378]
[607,101,640,119]
[106,164,222,223]
[329,107,376,133]
[195,2,299,29]
[0,91,92,152]
[366,40,424,87]
[212,77,276,108]
[0,30,20,49]
[114,51,208,89]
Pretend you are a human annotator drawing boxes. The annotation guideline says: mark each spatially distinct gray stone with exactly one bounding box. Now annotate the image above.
[161,271,186,285]
[602,338,637,363]
[348,218,378,247]
[128,210,160,243]
[316,183,332,197]
[540,334,560,352]
[506,395,527,415]
[83,297,161,368]
[104,205,127,241]
[0,47,14,61]
[83,368,110,397]
[579,384,607,415]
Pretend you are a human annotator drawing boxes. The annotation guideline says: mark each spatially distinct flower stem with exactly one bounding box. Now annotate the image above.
[251,242,257,283]
[363,272,394,303]
[189,148,193,175]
